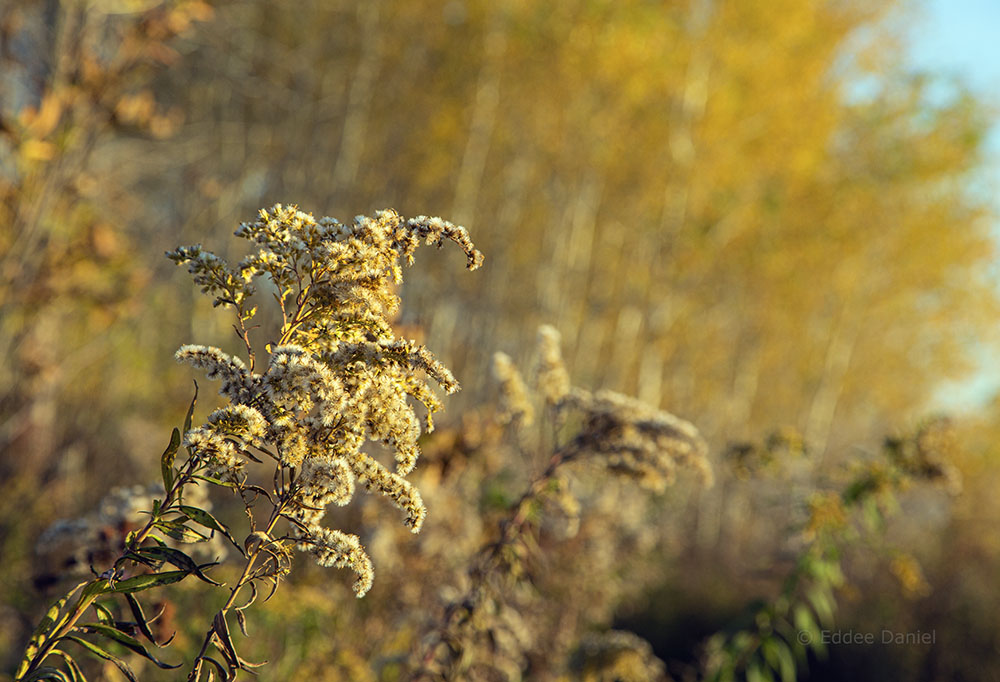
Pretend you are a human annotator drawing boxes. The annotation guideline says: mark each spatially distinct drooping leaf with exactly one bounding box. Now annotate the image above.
[807,586,835,626]
[23,588,77,662]
[212,611,266,671]
[55,650,87,682]
[90,600,115,626]
[761,638,796,682]
[63,635,137,682]
[236,581,258,613]
[161,428,181,491]
[24,665,71,681]
[154,519,210,543]
[192,473,240,490]
[775,641,797,682]
[200,655,232,682]
[212,612,240,670]
[80,579,112,600]
[235,608,249,637]
[129,546,222,585]
[746,660,772,682]
[242,484,274,504]
[78,623,180,669]
[124,593,157,644]
[109,570,189,594]
[179,505,242,551]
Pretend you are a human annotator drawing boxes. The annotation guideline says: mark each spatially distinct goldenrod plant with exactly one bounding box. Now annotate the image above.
[13,204,482,681]
[407,326,713,681]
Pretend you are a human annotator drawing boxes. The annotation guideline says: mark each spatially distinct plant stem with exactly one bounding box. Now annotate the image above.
[186,492,288,681]
[409,445,579,681]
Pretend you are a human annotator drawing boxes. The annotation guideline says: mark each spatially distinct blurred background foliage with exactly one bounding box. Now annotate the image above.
[2,0,1000,680]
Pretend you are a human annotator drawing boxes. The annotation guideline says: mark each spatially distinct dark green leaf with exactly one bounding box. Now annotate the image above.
[24,665,71,681]
[200,655,232,681]
[127,550,156,568]
[91,601,115,626]
[212,612,240,669]
[78,623,180,669]
[130,546,221,585]
[80,579,112,599]
[55,650,86,682]
[243,484,273,504]
[124,593,157,644]
[154,519,209,543]
[193,473,240,490]
[213,611,266,670]
[110,570,189,594]
[241,448,264,463]
[26,590,74,655]
[179,505,241,551]
[236,581,258,613]
[63,635,137,682]
[161,428,181,492]
[184,381,199,437]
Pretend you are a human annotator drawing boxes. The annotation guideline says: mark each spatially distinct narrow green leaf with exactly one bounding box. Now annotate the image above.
[130,546,221,585]
[154,519,209,543]
[212,612,240,669]
[192,473,239,490]
[762,639,795,682]
[243,484,274,504]
[179,505,241,550]
[161,428,181,492]
[55,650,87,682]
[747,661,772,682]
[33,595,68,638]
[24,665,71,681]
[110,570,189,594]
[91,600,115,626]
[63,635,137,682]
[80,579,112,599]
[213,611,266,670]
[235,608,249,637]
[24,588,76,661]
[793,605,826,657]
[184,381,199,436]
[127,550,157,568]
[240,447,264,463]
[200,655,231,682]
[807,587,835,626]
[78,623,180,669]
[236,580,258,613]
[775,641,797,682]
[124,593,157,644]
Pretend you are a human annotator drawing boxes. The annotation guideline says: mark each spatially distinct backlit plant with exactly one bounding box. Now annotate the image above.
[14,204,482,681]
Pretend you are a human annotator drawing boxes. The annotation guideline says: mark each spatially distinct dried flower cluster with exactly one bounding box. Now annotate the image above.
[493,352,534,426]
[412,327,711,680]
[169,204,482,597]
[497,324,713,490]
[535,324,571,406]
[561,387,715,490]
